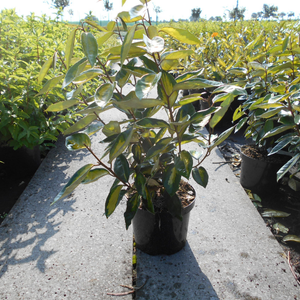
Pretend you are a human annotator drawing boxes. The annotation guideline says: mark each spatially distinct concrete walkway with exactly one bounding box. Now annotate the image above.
[0,105,299,299]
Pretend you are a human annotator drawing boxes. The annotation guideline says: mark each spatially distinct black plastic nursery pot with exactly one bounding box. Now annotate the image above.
[133,195,196,256]
[240,147,284,196]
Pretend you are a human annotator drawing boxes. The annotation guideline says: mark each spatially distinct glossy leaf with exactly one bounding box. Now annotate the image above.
[145,137,173,160]
[175,150,193,179]
[63,115,97,135]
[162,164,181,196]
[178,94,203,106]
[105,185,125,218]
[261,209,290,218]
[65,28,76,70]
[192,167,208,188]
[124,193,140,229]
[263,125,294,139]
[269,137,293,155]
[62,57,87,89]
[38,56,54,84]
[114,154,130,183]
[143,34,164,53]
[65,133,91,151]
[36,75,64,96]
[51,164,93,205]
[84,20,107,31]
[282,235,300,243]
[136,72,161,100]
[46,99,79,112]
[121,24,137,66]
[160,27,200,45]
[136,118,169,128]
[109,127,134,162]
[81,32,98,67]
[95,83,114,107]
[82,168,110,184]
[173,78,222,91]
[277,153,300,181]
[72,68,104,85]
[97,31,114,46]
[135,172,147,199]
[209,126,235,150]
[102,121,121,137]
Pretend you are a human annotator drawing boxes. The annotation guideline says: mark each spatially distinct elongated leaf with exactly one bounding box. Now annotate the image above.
[160,27,200,45]
[51,164,93,205]
[73,68,104,84]
[124,193,140,229]
[209,126,235,150]
[175,150,193,179]
[121,24,137,66]
[163,50,193,60]
[122,65,154,77]
[107,21,116,31]
[105,185,125,217]
[114,154,130,183]
[81,32,98,67]
[263,125,294,139]
[176,70,203,83]
[282,36,289,52]
[38,56,54,84]
[173,78,222,91]
[261,209,290,218]
[36,75,64,96]
[269,137,293,155]
[112,97,163,110]
[190,107,219,123]
[136,72,161,100]
[109,127,134,162]
[162,164,181,196]
[46,99,79,112]
[84,19,107,31]
[135,172,146,199]
[145,137,172,160]
[178,94,203,106]
[282,235,300,243]
[212,85,247,96]
[95,83,114,107]
[136,118,169,128]
[82,168,110,184]
[62,57,87,89]
[65,133,91,151]
[192,167,208,188]
[129,5,146,19]
[97,31,114,46]
[277,153,300,181]
[65,28,77,70]
[63,115,97,135]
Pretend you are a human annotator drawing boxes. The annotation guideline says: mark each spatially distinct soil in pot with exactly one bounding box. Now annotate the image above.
[133,180,195,256]
[240,145,288,196]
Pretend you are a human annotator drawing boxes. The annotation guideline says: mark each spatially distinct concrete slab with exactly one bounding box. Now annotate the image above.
[0,109,133,299]
[136,131,300,299]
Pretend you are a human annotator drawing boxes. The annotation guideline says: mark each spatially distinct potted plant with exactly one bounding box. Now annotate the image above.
[40,0,241,255]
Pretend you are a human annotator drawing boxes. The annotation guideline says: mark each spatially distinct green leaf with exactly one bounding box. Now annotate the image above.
[282,235,300,243]
[84,20,108,31]
[38,56,54,84]
[122,65,154,77]
[63,115,97,135]
[212,85,247,96]
[269,137,293,155]
[65,133,91,151]
[105,185,125,218]
[109,127,134,162]
[159,70,177,106]
[51,164,94,205]
[46,99,79,112]
[81,32,98,67]
[114,154,130,183]
[173,78,222,91]
[261,209,290,218]
[136,118,169,128]
[95,83,114,107]
[192,167,208,188]
[143,34,164,53]
[145,137,173,160]
[263,125,294,140]
[136,72,161,100]
[124,193,140,229]
[160,27,200,45]
[277,153,300,181]
[121,24,137,66]
[97,31,114,46]
[36,75,64,96]
[248,61,265,71]
[190,107,219,124]
[65,28,77,70]
[175,150,193,179]
[162,164,181,196]
[209,126,235,150]
[82,168,110,184]
[282,36,289,52]
[112,97,163,110]
[178,94,203,106]
[176,70,203,83]
[135,172,146,198]
[62,57,87,89]
[107,21,116,31]
[162,50,193,60]
[103,121,121,137]
[72,68,104,85]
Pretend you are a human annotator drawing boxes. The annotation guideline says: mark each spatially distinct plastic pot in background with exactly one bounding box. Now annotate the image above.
[240,146,284,196]
[133,193,196,256]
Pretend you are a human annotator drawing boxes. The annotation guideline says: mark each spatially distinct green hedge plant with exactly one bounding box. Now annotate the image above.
[43,0,245,228]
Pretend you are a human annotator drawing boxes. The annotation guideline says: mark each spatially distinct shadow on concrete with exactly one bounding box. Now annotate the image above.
[136,242,219,300]
[0,136,87,278]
